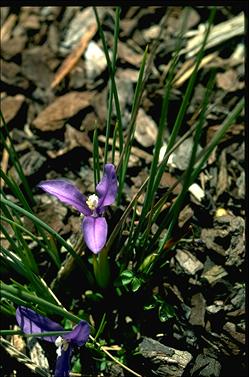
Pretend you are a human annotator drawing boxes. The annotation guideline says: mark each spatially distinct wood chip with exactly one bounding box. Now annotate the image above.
[223,322,245,345]
[216,149,228,198]
[1,35,27,59]
[201,265,228,285]
[1,94,26,125]
[22,47,54,89]
[159,172,181,195]
[189,293,206,327]
[181,13,244,58]
[32,91,94,131]
[174,53,217,88]
[51,23,97,89]
[11,326,26,354]
[167,137,203,171]
[216,69,244,92]
[138,337,192,377]
[47,124,92,158]
[0,13,17,43]
[188,183,205,202]
[118,41,143,66]
[0,137,10,188]
[175,249,204,275]
[134,108,158,147]
[9,151,46,185]
[191,354,221,377]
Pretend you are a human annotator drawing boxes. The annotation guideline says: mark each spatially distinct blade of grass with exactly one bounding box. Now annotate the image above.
[93,7,123,156]
[111,121,119,164]
[1,169,61,266]
[0,282,81,322]
[151,8,217,204]
[0,113,33,204]
[1,246,60,305]
[150,69,216,250]
[117,46,148,204]
[0,223,39,274]
[164,8,216,155]
[137,8,191,234]
[0,330,70,337]
[0,196,93,282]
[103,7,121,165]
[1,199,60,269]
[115,10,172,202]
[163,71,216,241]
[93,125,100,188]
[149,96,244,272]
[191,97,244,183]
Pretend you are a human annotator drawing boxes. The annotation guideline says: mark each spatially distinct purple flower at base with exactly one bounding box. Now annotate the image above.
[38,164,117,254]
[16,306,90,377]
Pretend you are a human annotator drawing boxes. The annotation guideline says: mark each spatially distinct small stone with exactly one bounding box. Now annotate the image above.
[188,183,205,202]
[85,41,107,80]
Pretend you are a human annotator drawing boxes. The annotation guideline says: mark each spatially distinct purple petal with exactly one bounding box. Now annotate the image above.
[55,346,72,377]
[82,216,107,254]
[38,179,91,216]
[63,320,90,346]
[16,306,63,342]
[96,164,117,210]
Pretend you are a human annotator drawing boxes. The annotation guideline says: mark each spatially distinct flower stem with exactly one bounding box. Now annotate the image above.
[93,249,110,289]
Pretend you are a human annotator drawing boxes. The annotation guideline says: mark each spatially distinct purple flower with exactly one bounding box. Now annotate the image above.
[16,306,90,377]
[38,164,117,254]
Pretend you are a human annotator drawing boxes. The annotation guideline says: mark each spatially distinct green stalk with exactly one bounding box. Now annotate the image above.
[117,46,148,204]
[93,125,100,188]
[111,121,119,164]
[93,248,110,289]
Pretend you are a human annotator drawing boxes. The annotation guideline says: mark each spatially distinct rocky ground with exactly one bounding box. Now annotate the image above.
[1,6,246,377]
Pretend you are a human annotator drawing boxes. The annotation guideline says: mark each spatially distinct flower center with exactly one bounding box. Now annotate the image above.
[86,194,99,211]
[55,336,69,357]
